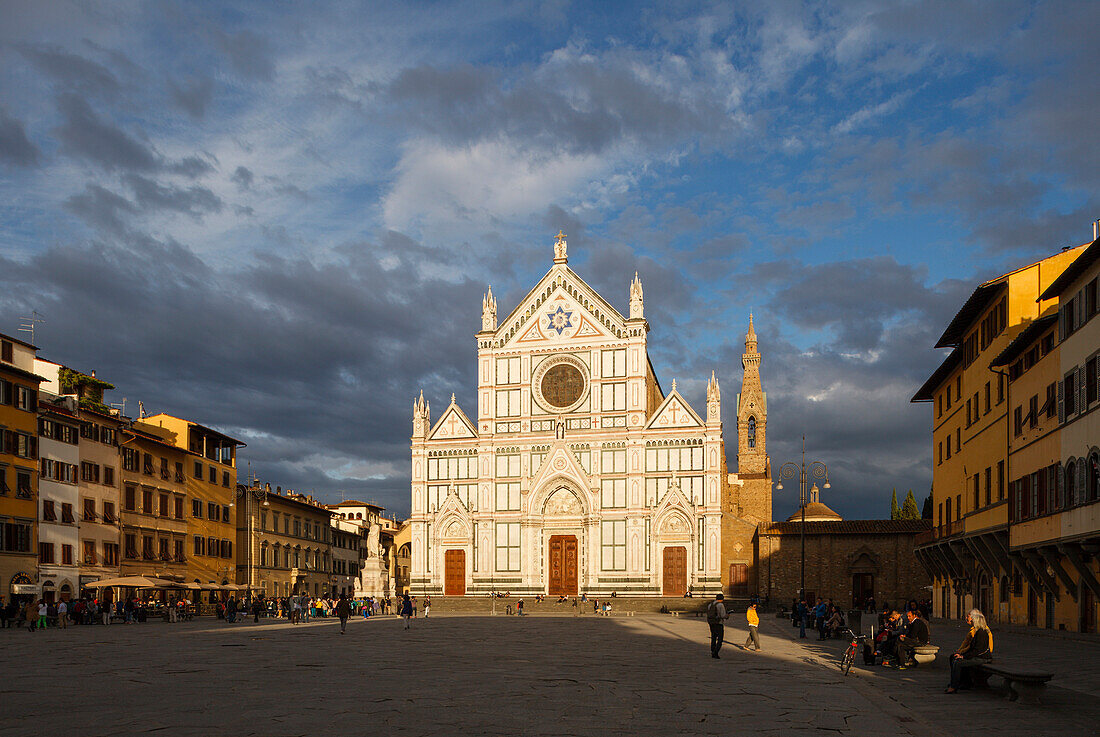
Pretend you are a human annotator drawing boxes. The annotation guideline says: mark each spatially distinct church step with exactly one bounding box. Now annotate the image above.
[409,596,753,615]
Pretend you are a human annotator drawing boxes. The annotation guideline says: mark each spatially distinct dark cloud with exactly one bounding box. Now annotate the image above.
[63,184,137,235]
[169,154,217,179]
[168,75,215,118]
[231,165,254,189]
[214,29,275,81]
[124,174,223,218]
[0,111,40,166]
[19,45,120,98]
[53,93,159,172]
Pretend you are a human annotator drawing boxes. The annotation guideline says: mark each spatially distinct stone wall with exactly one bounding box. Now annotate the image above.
[756,520,932,610]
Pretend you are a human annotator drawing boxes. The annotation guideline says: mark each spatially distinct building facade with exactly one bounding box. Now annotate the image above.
[35,383,81,603]
[236,482,333,599]
[118,422,189,581]
[75,403,123,598]
[912,241,1090,627]
[327,500,388,597]
[142,414,242,590]
[0,333,42,603]
[410,234,766,597]
[330,518,364,597]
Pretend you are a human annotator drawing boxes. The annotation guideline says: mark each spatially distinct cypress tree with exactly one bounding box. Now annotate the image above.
[901,490,921,520]
[922,492,933,520]
[890,489,900,520]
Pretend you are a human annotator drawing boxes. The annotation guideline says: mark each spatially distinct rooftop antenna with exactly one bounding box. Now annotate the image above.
[110,397,127,416]
[18,311,45,344]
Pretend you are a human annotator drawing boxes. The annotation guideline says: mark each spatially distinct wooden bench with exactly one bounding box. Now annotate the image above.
[973,663,1054,704]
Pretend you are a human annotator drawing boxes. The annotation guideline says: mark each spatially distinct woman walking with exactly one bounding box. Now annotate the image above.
[945,609,994,693]
[336,594,351,634]
[401,593,413,630]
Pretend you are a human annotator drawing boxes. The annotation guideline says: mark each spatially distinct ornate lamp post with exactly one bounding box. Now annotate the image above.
[233,483,269,603]
[776,435,830,603]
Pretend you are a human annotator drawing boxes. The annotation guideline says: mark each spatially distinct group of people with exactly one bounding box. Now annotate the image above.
[0,595,186,629]
[706,594,761,658]
[872,602,931,668]
[791,597,848,640]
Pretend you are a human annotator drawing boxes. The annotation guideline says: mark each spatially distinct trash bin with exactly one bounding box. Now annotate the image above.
[847,609,862,633]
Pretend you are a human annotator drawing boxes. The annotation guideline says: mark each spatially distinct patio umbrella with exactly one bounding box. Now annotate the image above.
[85,576,169,589]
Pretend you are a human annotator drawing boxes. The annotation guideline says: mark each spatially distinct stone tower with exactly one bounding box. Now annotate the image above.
[737,314,767,474]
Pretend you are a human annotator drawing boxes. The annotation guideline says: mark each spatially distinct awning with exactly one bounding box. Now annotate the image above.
[85,576,176,589]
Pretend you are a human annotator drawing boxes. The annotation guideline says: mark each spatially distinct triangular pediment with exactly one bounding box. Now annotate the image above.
[646,389,704,430]
[428,402,478,441]
[737,390,767,416]
[529,439,592,496]
[497,267,628,349]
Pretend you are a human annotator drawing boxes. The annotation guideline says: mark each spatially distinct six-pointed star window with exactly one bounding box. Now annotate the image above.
[546,306,574,335]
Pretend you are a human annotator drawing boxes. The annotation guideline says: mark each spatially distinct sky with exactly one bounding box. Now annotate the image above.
[1,0,1097,521]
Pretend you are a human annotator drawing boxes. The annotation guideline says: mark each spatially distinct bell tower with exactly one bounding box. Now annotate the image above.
[737,314,767,475]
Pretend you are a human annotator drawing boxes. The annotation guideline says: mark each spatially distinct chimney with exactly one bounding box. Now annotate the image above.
[91,370,96,378]
[276,486,281,494]
[1094,218,1099,241]
[264,483,271,493]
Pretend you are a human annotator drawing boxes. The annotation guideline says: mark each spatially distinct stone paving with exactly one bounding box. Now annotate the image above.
[1,612,1097,736]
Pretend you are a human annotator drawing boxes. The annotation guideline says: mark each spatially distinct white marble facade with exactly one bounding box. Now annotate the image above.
[409,234,726,596]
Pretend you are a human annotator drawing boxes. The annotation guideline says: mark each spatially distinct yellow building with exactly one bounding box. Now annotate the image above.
[392,520,411,595]
[117,422,189,582]
[912,244,1086,624]
[142,413,243,592]
[0,333,44,602]
[999,233,1100,633]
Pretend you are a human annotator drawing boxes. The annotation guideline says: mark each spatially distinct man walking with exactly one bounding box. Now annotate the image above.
[706,593,730,659]
[744,602,761,651]
[336,594,351,634]
[796,598,808,638]
[815,598,828,640]
[57,599,67,629]
[400,593,413,630]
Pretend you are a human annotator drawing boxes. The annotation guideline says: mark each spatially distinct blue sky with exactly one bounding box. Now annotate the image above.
[1,0,1097,519]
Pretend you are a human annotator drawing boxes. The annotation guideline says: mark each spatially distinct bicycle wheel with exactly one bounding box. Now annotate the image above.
[841,647,854,676]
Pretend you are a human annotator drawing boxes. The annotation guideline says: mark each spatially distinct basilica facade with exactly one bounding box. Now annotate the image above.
[408,233,770,597]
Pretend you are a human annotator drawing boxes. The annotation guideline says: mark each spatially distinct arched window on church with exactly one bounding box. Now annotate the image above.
[747,417,756,449]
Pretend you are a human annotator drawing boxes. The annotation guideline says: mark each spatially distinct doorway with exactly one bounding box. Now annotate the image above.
[548,536,578,596]
[729,563,748,597]
[852,572,874,609]
[662,546,687,596]
[444,549,466,596]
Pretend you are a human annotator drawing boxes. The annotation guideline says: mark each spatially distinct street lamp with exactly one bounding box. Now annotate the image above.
[776,435,830,605]
[232,483,269,603]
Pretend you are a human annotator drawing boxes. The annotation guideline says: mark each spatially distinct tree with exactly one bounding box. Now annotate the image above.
[900,490,921,520]
[922,491,933,520]
[890,489,900,520]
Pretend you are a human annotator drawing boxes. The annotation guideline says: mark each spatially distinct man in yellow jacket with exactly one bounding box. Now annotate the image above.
[744,602,761,651]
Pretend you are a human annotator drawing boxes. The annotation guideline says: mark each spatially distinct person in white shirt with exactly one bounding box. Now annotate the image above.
[57,600,68,628]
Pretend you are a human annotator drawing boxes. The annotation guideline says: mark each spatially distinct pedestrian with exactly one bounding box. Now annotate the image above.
[57,599,68,629]
[815,598,828,640]
[706,593,730,659]
[517,598,525,616]
[336,594,351,634]
[24,600,37,632]
[423,595,431,618]
[572,598,578,617]
[744,602,761,651]
[796,598,808,638]
[36,599,49,631]
[291,594,301,624]
[400,593,413,629]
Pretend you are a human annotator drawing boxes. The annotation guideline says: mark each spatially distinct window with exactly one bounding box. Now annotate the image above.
[159,494,169,517]
[208,502,218,519]
[294,519,301,537]
[174,496,184,519]
[42,500,57,521]
[984,467,992,506]
[956,428,961,453]
[1029,395,1039,429]
[208,465,216,483]
[81,461,99,483]
[260,544,268,567]
[175,462,184,483]
[495,389,521,417]
[998,374,1005,404]
[495,522,520,571]
[945,437,952,460]
[142,489,153,514]
[83,498,96,521]
[62,544,73,565]
[1044,383,1057,418]
[103,466,114,486]
[600,478,626,508]
[61,503,74,523]
[973,474,980,510]
[222,505,231,523]
[997,461,1005,501]
[16,470,31,498]
[15,385,36,412]
[122,448,139,472]
[601,520,626,571]
[158,537,170,561]
[1,521,32,552]
[601,349,627,378]
[102,502,115,523]
[984,382,991,414]
[39,542,55,564]
[0,465,7,495]
[174,539,185,562]
[222,470,230,488]
[143,453,154,475]
[0,339,10,362]
[1065,370,1079,416]
[600,382,626,411]
[495,454,521,478]
[83,540,97,565]
[938,442,943,465]
[103,542,119,566]
[747,416,757,448]
[193,460,203,479]
[124,534,138,559]
[124,485,136,511]
[1087,356,1098,406]
[496,356,521,385]
[100,426,115,445]
[194,536,205,556]
[192,499,202,517]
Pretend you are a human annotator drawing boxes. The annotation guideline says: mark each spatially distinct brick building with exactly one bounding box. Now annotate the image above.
[756,492,931,609]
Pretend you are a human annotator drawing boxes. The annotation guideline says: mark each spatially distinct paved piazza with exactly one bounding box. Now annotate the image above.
[3,614,1098,737]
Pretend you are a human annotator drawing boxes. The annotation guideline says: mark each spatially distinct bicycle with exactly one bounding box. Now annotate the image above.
[840,629,869,676]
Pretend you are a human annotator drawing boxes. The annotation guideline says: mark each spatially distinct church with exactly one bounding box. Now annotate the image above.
[408,233,771,597]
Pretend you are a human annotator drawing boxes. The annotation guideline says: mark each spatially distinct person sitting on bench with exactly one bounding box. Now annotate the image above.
[895,609,929,668]
[945,609,993,693]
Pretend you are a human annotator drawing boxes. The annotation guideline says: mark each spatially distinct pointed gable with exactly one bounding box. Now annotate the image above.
[529,439,592,495]
[496,266,627,349]
[428,400,478,441]
[646,384,704,430]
